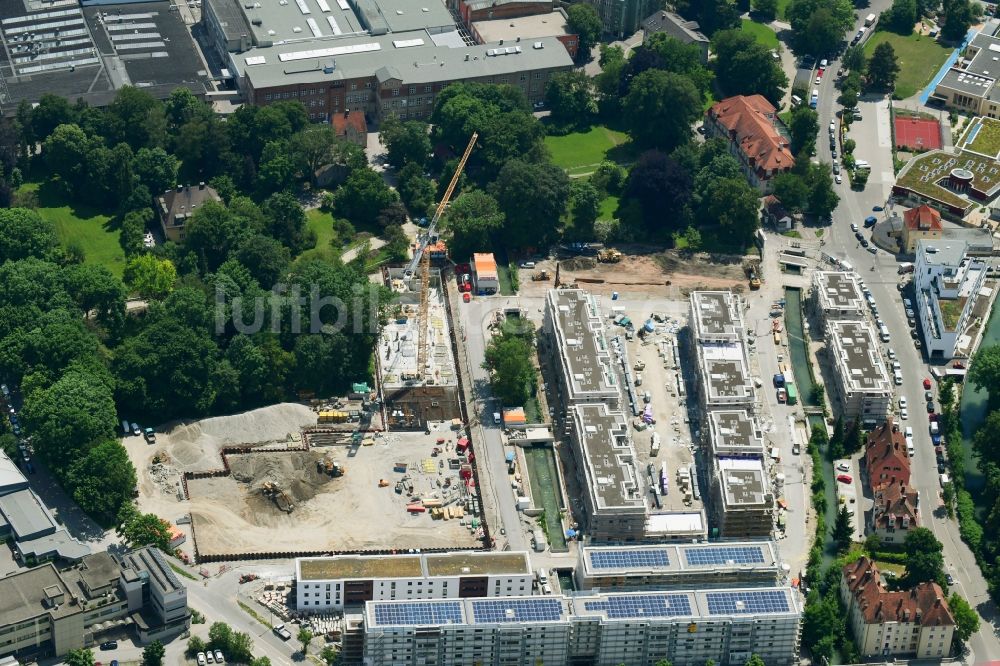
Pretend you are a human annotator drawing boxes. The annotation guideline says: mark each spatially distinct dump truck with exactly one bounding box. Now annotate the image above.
[532,270,550,281]
[598,248,622,263]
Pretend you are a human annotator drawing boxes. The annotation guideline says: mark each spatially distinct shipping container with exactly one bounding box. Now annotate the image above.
[785,382,798,405]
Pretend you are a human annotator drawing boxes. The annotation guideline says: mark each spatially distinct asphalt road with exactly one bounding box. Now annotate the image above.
[814,18,1000,655]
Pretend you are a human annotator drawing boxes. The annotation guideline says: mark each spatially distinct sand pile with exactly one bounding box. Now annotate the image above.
[166,403,317,470]
[228,451,331,503]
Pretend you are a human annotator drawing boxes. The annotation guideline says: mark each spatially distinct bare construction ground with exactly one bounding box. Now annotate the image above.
[125,406,481,558]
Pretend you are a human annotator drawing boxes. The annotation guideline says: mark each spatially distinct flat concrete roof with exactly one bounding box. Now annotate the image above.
[699,343,752,404]
[472,11,568,42]
[572,403,644,512]
[964,32,1000,79]
[828,320,891,394]
[717,457,769,508]
[691,291,742,341]
[0,451,28,494]
[0,564,76,626]
[74,551,121,596]
[938,67,994,98]
[0,488,55,540]
[917,239,972,266]
[298,551,532,581]
[816,272,864,313]
[235,30,572,88]
[707,410,764,456]
[120,547,183,595]
[548,289,619,403]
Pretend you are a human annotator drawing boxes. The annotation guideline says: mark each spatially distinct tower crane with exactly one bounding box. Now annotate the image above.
[406,131,478,381]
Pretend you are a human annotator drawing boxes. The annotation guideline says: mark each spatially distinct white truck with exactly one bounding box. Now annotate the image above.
[864,13,877,26]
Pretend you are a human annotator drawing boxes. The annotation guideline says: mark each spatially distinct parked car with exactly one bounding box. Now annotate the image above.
[923,377,932,389]
[906,308,915,318]
[887,348,896,360]
[903,298,912,308]
[835,174,842,184]
[899,396,907,409]
[855,231,864,241]
[873,205,884,211]
[197,653,207,666]
[273,624,293,640]
[215,651,225,664]
[926,401,935,413]
[836,462,851,472]
[900,407,908,420]
[946,573,955,585]
[864,215,877,227]
[100,642,118,651]
[131,423,140,436]
[867,246,878,254]
[836,474,853,484]
[850,223,858,231]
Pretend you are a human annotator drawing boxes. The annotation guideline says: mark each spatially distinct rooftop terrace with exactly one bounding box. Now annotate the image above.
[895,149,1000,211]
[716,458,770,508]
[690,291,742,342]
[547,289,619,404]
[707,410,764,456]
[815,271,864,314]
[698,343,753,405]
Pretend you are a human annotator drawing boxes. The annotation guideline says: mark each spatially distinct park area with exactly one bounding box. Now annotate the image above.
[17,181,124,276]
[863,31,951,99]
[544,125,631,177]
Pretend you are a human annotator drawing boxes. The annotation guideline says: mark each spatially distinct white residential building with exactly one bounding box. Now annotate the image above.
[294,552,533,611]
[913,240,990,359]
[813,271,865,320]
[544,289,621,407]
[824,320,893,425]
[361,587,801,666]
[689,292,754,412]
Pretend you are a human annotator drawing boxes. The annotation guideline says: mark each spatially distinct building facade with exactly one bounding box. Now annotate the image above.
[913,239,989,359]
[294,552,533,611]
[361,587,801,666]
[841,558,954,659]
[583,0,660,39]
[705,95,794,194]
[710,457,774,538]
[823,320,893,424]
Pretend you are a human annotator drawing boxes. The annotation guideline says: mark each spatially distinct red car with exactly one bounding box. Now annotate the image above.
[928,413,940,422]
[462,292,471,303]
[923,378,932,390]
[837,474,853,484]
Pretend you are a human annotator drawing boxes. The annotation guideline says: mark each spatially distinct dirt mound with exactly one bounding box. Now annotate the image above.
[228,451,331,503]
[562,257,597,271]
[165,403,317,471]
[653,250,745,278]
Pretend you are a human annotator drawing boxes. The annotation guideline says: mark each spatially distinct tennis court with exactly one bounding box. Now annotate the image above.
[894,115,942,151]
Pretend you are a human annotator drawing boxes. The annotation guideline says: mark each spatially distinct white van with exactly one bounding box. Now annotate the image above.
[537,568,548,585]
[879,324,890,342]
[493,412,502,425]
[893,370,903,386]
[855,160,870,170]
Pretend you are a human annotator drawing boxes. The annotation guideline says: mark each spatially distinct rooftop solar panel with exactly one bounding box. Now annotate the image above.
[705,590,789,616]
[372,601,463,626]
[583,594,692,619]
[471,598,563,624]
[684,545,766,567]
[589,549,670,570]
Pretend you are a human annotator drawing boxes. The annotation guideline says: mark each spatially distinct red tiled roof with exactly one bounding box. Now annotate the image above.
[707,94,793,175]
[903,205,943,232]
[843,557,955,627]
[864,419,910,493]
[332,111,367,137]
[873,479,919,531]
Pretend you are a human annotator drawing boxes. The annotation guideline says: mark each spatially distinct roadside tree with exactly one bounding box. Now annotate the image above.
[483,330,535,406]
[142,641,165,666]
[969,344,1000,405]
[903,527,946,587]
[948,593,980,644]
[788,106,819,155]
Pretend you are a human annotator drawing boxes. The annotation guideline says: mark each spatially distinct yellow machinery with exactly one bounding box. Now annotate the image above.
[406,132,478,379]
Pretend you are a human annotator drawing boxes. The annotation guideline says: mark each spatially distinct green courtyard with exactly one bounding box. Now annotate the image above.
[863,31,951,99]
[545,125,631,177]
[960,117,1000,158]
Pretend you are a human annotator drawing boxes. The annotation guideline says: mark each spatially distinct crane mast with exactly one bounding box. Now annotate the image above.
[411,132,478,381]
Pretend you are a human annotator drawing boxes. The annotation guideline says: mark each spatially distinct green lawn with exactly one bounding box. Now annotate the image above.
[741,19,779,50]
[863,31,951,100]
[19,182,124,277]
[545,125,631,176]
[598,195,618,220]
[296,208,345,264]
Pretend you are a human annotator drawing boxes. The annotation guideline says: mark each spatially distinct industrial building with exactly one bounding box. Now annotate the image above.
[567,402,646,542]
[0,546,188,662]
[913,239,990,359]
[575,542,782,590]
[824,320,892,424]
[294,552,533,610]
[706,410,765,458]
[378,267,461,429]
[544,289,621,407]
[710,457,774,539]
[359,587,801,666]
[204,0,573,120]
[469,9,578,59]
[813,271,865,320]
[0,452,89,563]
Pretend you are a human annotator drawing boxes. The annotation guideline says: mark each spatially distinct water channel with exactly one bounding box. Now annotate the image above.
[784,288,839,570]
[522,445,568,552]
[957,296,1000,492]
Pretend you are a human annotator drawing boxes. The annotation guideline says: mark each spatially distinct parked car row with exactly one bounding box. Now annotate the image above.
[2,381,33,474]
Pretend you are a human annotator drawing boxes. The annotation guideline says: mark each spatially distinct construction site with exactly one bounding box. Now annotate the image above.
[126,404,484,561]
[377,267,462,430]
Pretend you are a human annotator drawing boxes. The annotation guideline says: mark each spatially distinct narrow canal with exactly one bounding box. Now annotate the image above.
[522,445,568,552]
[957,296,1000,492]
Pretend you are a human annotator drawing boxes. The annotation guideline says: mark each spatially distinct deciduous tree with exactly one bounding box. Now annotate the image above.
[970,344,1000,405]
[788,106,819,155]
[443,190,504,260]
[491,160,569,249]
[65,649,95,666]
[712,30,789,105]
[483,330,535,406]
[124,255,177,300]
[623,70,700,151]
[0,208,58,263]
[949,592,980,643]
[544,71,596,127]
[378,117,431,169]
[903,527,946,587]
[565,3,602,61]
[142,641,165,666]
[868,42,901,91]
[119,506,173,551]
[334,167,399,227]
